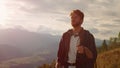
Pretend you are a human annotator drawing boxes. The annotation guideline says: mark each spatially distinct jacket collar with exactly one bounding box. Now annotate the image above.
[66,27,84,36]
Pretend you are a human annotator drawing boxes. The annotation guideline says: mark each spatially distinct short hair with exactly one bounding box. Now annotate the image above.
[70,9,84,19]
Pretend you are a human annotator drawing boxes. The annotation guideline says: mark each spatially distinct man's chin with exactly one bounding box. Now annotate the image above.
[72,24,80,28]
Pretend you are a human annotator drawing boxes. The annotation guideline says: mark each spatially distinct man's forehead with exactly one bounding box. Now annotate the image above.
[71,13,80,17]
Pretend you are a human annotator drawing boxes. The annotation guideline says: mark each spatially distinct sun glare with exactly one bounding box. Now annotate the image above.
[0,0,8,24]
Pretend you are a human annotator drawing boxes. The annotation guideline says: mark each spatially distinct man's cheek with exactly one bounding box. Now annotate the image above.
[76,19,80,22]
[71,20,75,24]
[72,19,75,23]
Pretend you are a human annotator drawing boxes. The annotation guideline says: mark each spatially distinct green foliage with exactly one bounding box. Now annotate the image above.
[118,32,120,39]
[97,32,120,54]
[102,40,108,51]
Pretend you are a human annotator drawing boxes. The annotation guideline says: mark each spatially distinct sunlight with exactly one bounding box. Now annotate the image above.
[0,0,8,24]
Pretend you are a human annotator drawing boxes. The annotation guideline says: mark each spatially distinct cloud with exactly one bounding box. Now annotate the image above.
[89,27,99,34]
[1,0,120,40]
[37,25,62,35]
[100,23,120,28]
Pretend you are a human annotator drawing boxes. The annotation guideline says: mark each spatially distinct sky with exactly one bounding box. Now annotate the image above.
[0,0,120,40]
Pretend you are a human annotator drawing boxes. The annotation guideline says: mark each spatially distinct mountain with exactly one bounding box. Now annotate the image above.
[0,28,102,54]
[0,28,102,67]
[0,44,25,61]
[0,28,60,66]
[0,28,59,53]
[95,38,103,47]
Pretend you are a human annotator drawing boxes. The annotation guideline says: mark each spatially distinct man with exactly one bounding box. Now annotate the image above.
[56,9,97,68]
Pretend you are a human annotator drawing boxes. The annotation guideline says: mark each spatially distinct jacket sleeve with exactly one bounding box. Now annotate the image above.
[87,34,97,63]
[56,33,65,65]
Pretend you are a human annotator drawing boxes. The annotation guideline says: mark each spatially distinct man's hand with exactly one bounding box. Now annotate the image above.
[84,47,93,59]
[76,45,93,59]
[76,45,84,54]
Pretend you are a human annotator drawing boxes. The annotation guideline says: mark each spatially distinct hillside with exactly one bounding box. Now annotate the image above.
[0,55,48,68]
[0,44,25,61]
[97,48,120,68]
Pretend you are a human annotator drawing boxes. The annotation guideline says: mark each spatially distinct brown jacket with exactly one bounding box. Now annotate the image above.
[57,28,97,68]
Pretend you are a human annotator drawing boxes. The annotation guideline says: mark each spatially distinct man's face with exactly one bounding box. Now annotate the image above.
[71,13,83,28]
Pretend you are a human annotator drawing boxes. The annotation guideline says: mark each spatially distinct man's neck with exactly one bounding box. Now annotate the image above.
[73,26,82,33]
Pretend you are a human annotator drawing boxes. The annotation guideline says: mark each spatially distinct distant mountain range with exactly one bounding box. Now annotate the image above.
[0,28,102,68]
